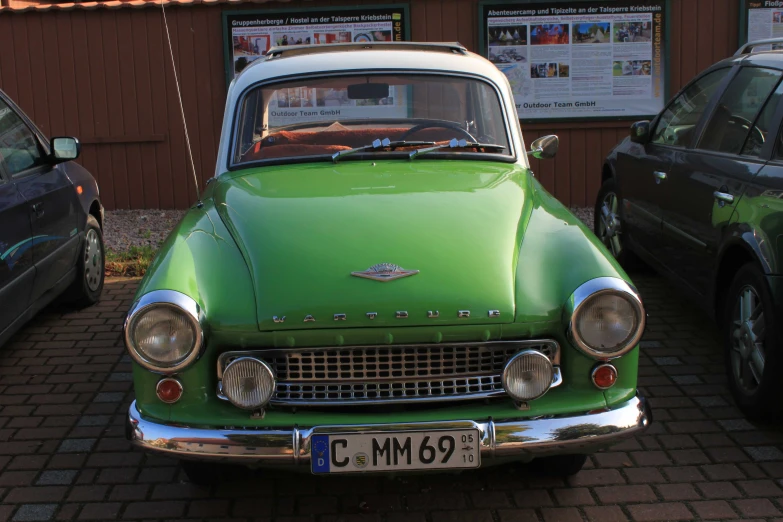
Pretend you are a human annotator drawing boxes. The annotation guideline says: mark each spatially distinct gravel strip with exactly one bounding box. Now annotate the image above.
[102,207,594,253]
[571,206,594,232]
[103,210,186,252]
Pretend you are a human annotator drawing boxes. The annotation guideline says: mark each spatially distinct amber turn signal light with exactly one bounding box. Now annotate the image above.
[591,364,618,390]
[156,377,183,404]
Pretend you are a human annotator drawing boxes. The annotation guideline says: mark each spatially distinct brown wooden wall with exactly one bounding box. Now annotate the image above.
[0,0,740,210]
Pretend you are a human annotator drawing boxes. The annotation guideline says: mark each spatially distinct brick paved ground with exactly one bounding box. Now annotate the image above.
[1,271,783,522]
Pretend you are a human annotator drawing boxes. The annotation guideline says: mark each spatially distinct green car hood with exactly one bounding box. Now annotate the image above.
[215,160,532,331]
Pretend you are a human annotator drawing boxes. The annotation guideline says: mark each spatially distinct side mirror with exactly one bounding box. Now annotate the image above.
[51,137,80,162]
[527,135,559,159]
[630,121,651,144]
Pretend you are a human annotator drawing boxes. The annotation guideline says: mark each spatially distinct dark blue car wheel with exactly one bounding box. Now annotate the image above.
[65,214,104,307]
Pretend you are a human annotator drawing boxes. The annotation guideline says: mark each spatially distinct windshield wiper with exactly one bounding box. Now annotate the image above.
[408,138,506,160]
[331,138,436,163]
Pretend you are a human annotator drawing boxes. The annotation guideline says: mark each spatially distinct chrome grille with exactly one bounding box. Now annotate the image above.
[218,341,560,406]
[276,376,503,402]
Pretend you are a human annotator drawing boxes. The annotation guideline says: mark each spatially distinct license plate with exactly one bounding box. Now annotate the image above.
[311,429,481,474]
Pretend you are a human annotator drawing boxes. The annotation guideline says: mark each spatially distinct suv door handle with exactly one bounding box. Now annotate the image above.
[714,191,734,207]
[653,171,667,184]
[31,202,44,218]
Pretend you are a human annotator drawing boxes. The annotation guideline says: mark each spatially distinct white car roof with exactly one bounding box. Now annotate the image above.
[231,43,510,94]
[215,42,526,175]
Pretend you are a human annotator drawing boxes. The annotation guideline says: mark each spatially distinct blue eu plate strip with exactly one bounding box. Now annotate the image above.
[311,435,330,473]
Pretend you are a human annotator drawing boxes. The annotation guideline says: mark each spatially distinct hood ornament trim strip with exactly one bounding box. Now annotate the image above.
[351,263,419,282]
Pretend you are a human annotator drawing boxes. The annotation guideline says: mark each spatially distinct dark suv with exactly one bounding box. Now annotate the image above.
[596,39,783,420]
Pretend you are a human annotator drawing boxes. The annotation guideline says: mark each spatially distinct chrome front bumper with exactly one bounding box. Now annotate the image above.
[126,395,651,466]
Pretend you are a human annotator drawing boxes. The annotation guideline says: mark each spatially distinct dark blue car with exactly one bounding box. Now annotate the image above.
[0,89,104,347]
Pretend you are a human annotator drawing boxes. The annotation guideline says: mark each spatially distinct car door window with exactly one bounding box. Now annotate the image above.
[741,79,783,158]
[0,99,47,176]
[651,68,730,148]
[700,67,783,155]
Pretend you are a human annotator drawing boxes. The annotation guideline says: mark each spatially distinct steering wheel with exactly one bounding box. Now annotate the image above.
[728,115,764,147]
[398,121,478,143]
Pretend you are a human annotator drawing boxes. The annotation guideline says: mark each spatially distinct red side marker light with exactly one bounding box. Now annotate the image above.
[76,185,83,195]
[591,364,618,390]
[156,378,183,404]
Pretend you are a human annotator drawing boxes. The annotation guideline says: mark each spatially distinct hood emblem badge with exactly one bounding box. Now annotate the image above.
[351,263,419,282]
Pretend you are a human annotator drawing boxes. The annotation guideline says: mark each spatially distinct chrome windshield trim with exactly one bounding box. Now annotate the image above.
[228,69,518,170]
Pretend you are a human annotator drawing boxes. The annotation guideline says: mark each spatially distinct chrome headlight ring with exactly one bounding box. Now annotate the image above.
[123,290,205,374]
[565,277,645,360]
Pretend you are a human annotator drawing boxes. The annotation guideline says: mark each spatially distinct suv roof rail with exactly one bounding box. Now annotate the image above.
[265,41,469,60]
[735,38,783,56]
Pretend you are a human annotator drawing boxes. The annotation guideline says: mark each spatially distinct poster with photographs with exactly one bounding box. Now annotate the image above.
[742,1,783,51]
[224,6,408,79]
[480,1,667,121]
[224,6,409,126]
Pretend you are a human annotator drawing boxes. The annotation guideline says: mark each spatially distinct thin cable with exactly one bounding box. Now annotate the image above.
[160,0,200,202]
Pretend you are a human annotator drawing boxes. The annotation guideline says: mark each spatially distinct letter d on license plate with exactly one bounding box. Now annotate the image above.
[311,429,481,474]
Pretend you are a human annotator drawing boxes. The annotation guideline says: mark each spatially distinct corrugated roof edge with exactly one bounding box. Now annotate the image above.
[264,42,469,60]
[0,0,285,13]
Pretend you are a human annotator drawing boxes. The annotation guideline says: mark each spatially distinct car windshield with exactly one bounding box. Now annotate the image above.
[232,73,511,165]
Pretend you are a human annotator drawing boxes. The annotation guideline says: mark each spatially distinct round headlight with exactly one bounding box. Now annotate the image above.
[222,358,276,410]
[569,278,645,360]
[124,291,203,373]
[502,350,554,401]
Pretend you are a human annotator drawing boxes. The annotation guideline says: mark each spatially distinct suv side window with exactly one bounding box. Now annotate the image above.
[741,79,783,158]
[651,68,730,148]
[700,67,783,155]
[0,98,47,176]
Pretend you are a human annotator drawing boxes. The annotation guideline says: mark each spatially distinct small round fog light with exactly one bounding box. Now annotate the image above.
[222,357,275,410]
[591,363,618,390]
[156,377,183,404]
[502,350,554,401]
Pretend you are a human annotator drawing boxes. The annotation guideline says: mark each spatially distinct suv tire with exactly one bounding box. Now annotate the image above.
[724,262,783,420]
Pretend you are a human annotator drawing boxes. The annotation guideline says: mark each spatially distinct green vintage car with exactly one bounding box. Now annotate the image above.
[124,42,651,483]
